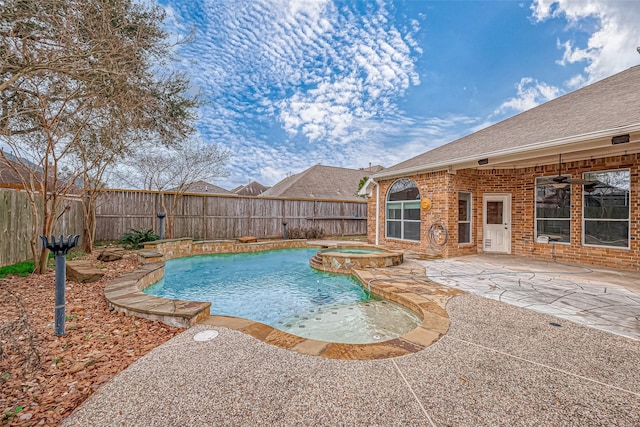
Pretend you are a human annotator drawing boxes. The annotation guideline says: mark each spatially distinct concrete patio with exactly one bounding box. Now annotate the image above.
[417,254,640,341]
[62,255,640,426]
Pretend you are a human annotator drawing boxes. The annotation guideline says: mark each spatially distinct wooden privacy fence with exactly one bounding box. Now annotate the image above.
[0,188,84,267]
[94,190,367,242]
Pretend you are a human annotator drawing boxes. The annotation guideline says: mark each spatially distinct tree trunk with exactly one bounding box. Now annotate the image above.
[81,192,95,253]
[28,195,41,273]
[38,196,56,274]
[159,191,172,239]
[168,193,181,239]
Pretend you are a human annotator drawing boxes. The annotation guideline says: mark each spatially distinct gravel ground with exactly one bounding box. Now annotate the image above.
[62,293,640,427]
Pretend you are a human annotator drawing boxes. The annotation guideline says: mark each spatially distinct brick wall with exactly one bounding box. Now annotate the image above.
[367,153,639,271]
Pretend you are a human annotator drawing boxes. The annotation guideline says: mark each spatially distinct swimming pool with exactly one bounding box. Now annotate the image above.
[143,248,420,344]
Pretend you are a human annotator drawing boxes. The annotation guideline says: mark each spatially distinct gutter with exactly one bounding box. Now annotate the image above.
[371,123,640,180]
[357,177,380,245]
[375,180,379,246]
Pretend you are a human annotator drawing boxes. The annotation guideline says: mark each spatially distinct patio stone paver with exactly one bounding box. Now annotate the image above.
[416,254,640,340]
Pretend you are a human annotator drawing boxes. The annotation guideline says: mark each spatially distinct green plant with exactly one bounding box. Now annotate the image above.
[118,228,159,249]
[0,261,34,279]
[66,248,86,261]
[3,406,23,422]
[357,176,369,197]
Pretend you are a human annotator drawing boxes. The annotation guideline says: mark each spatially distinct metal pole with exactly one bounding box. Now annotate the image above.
[54,253,66,336]
[40,234,79,336]
[157,212,166,240]
[282,222,287,240]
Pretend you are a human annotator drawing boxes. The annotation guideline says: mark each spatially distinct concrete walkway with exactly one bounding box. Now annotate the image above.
[63,273,640,426]
[416,254,640,341]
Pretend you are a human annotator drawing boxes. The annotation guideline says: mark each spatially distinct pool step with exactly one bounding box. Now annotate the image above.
[309,251,324,269]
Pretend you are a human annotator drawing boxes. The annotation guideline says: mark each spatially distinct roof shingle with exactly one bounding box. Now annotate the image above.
[380,65,640,175]
[261,164,380,201]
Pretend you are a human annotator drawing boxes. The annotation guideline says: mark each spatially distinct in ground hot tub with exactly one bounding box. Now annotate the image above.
[309,246,403,273]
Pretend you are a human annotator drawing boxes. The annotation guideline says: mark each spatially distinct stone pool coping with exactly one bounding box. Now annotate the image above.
[310,246,404,273]
[104,239,465,359]
[104,262,211,328]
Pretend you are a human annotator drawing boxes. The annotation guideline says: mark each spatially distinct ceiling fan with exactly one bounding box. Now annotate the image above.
[551,153,596,187]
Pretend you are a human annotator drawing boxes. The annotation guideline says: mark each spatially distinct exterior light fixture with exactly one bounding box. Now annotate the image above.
[477,158,489,165]
[157,212,166,239]
[611,134,630,145]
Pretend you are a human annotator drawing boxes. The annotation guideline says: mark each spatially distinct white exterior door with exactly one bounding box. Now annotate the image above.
[483,194,511,253]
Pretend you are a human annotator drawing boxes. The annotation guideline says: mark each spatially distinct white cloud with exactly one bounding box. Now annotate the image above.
[268,1,420,143]
[157,1,511,189]
[161,0,423,186]
[531,0,640,85]
[493,0,639,118]
[220,111,477,187]
[494,77,563,115]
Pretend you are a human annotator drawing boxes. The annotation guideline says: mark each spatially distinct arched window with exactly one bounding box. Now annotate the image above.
[386,178,420,241]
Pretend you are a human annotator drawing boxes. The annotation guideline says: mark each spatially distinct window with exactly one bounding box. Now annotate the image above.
[583,169,630,248]
[458,192,472,244]
[386,178,420,241]
[535,177,571,243]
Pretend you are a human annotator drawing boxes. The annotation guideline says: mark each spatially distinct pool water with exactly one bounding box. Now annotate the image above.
[144,248,420,344]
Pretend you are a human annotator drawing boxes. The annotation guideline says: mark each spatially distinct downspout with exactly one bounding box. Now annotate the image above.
[360,177,380,246]
[374,179,380,246]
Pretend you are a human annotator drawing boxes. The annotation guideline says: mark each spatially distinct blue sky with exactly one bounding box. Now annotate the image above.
[156,0,640,190]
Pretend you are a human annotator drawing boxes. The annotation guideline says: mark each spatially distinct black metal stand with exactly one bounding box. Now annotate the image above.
[157,212,166,240]
[40,235,79,336]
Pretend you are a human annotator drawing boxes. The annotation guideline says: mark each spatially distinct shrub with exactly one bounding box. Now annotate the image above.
[286,227,325,240]
[306,227,325,239]
[118,228,159,249]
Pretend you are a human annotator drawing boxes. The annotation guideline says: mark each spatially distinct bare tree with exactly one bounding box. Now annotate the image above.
[0,0,200,271]
[65,126,128,253]
[119,139,231,238]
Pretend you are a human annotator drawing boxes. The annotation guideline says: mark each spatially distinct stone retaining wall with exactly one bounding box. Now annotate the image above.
[142,238,310,262]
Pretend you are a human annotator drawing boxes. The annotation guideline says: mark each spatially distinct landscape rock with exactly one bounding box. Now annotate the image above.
[66,261,105,283]
[97,249,125,262]
[237,236,257,243]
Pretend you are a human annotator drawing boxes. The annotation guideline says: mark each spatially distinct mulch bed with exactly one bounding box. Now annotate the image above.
[0,252,182,426]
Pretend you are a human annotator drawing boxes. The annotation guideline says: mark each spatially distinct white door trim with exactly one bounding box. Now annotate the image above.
[482,193,512,254]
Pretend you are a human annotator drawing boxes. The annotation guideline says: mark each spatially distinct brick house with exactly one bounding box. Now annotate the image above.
[360,65,640,271]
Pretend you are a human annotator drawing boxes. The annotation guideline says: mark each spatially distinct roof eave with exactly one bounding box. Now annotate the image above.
[357,177,375,196]
[371,123,640,180]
